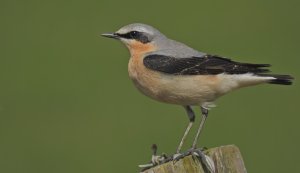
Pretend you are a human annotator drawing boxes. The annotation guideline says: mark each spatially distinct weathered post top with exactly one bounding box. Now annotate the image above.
[141,145,247,173]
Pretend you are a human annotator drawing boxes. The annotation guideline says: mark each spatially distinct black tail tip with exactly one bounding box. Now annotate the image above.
[267,75,294,85]
[269,79,293,85]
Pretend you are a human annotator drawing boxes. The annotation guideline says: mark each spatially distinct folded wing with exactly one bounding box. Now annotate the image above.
[143,54,271,75]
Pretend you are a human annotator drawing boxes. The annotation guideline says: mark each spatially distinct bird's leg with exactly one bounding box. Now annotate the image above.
[173,106,195,161]
[172,106,215,172]
[186,107,215,173]
[176,106,195,154]
[192,106,208,149]
[174,106,208,161]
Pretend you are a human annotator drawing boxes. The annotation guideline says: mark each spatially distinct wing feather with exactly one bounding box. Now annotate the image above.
[143,54,270,75]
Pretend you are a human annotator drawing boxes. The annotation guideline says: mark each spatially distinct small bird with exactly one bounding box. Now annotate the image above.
[102,23,293,158]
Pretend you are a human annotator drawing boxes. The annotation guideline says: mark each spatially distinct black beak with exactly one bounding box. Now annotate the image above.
[101,33,120,39]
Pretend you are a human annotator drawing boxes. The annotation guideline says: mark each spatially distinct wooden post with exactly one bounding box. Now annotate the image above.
[141,145,247,173]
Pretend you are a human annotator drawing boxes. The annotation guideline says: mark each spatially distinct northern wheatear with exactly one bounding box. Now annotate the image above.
[102,23,293,158]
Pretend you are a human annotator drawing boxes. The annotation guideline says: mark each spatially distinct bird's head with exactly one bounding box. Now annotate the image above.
[102,23,166,55]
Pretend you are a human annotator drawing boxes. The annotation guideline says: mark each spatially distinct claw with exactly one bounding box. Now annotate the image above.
[173,152,190,162]
[173,153,183,162]
[173,148,215,173]
[173,148,203,162]
[138,163,154,169]
[191,149,216,173]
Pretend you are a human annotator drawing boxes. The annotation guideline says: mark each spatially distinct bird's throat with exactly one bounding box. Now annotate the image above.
[127,40,156,59]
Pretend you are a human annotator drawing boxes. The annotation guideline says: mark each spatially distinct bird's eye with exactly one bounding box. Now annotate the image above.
[129,31,138,38]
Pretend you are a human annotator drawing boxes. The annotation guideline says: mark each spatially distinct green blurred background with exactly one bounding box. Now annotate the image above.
[1,0,299,172]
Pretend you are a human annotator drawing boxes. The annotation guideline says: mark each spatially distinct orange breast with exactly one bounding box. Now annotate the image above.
[127,41,162,99]
[128,40,156,77]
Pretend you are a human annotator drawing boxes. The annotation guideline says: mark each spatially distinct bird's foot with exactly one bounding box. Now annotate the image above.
[139,145,215,173]
[138,153,171,171]
[173,148,215,173]
[173,147,205,161]
[172,150,192,162]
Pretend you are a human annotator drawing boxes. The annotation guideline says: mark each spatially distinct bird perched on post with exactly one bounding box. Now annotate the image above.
[102,23,293,160]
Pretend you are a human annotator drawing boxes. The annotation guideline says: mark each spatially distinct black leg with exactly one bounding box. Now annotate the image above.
[176,105,195,153]
[192,106,208,149]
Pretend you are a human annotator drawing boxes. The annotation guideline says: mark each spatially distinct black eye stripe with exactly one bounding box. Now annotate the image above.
[116,31,150,44]
[116,31,137,39]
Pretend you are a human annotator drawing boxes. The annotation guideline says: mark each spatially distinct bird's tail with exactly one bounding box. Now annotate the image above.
[258,74,294,85]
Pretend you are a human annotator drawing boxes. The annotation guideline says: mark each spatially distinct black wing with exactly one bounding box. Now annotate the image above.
[143,54,271,75]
